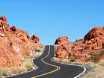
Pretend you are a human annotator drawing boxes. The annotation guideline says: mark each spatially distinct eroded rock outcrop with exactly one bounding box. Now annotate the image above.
[84,27,104,50]
[55,27,104,63]
[55,36,72,59]
[0,16,42,71]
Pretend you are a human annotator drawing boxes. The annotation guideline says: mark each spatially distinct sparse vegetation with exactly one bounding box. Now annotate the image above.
[35,45,44,53]
[0,69,8,76]
[0,16,44,77]
[69,56,76,62]
[83,62,104,78]
[89,50,104,62]
[23,57,34,71]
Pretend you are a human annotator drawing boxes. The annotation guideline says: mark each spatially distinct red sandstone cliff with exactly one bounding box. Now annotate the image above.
[55,36,72,59]
[0,16,41,71]
[55,27,104,63]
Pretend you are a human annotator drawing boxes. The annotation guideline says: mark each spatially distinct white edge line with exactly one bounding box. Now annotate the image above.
[34,45,60,78]
[74,66,86,78]
[35,45,87,78]
[53,60,87,78]
[53,45,87,78]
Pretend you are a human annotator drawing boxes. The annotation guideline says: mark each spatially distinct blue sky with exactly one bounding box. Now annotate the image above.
[0,0,104,44]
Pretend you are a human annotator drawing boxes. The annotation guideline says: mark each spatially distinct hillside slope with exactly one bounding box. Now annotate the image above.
[55,27,104,63]
[0,16,43,76]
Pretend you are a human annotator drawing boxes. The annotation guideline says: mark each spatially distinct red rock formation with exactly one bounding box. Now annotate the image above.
[84,27,104,50]
[55,36,69,46]
[31,34,42,50]
[0,16,7,24]
[55,27,104,63]
[56,46,69,59]
[31,35,39,43]
[10,26,16,31]
[84,27,104,40]
[0,16,41,71]
[0,35,23,69]
[55,36,72,59]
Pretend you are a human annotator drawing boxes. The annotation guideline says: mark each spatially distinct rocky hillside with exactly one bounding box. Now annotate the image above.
[55,27,104,63]
[0,16,42,72]
[55,36,72,59]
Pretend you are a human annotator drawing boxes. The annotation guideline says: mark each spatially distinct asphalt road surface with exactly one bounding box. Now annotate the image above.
[8,45,84,78]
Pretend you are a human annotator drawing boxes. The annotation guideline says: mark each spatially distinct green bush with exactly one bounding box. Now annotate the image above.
[0,69,8,76]
[23,57,34,71]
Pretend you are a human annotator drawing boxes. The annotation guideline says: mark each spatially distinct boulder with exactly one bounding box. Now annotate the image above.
[55,36,72,59]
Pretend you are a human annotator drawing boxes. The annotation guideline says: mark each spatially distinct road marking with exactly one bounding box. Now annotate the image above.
[35,45,60,78]
[56,61,86,78]
[74,66,86,78]
[34,45,86,78]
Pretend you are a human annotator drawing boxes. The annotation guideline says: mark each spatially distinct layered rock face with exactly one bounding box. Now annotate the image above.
[55,27,104,63]
[55,36,72,59]
[0,16,41,70]
[84,27,104,50]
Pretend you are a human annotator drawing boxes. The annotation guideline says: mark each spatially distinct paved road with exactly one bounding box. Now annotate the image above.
[34,45,84,78]
[9,45,84,78]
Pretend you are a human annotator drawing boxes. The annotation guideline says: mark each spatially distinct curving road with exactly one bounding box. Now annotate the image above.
[8,45,85,78]
[34,45,84,78]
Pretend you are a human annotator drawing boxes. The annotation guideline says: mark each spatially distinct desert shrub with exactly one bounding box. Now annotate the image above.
[23,57,34,71]
[0,69,8,76]
[35,49,41,52]
[69,56,76,62]
[90,50,104,62]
